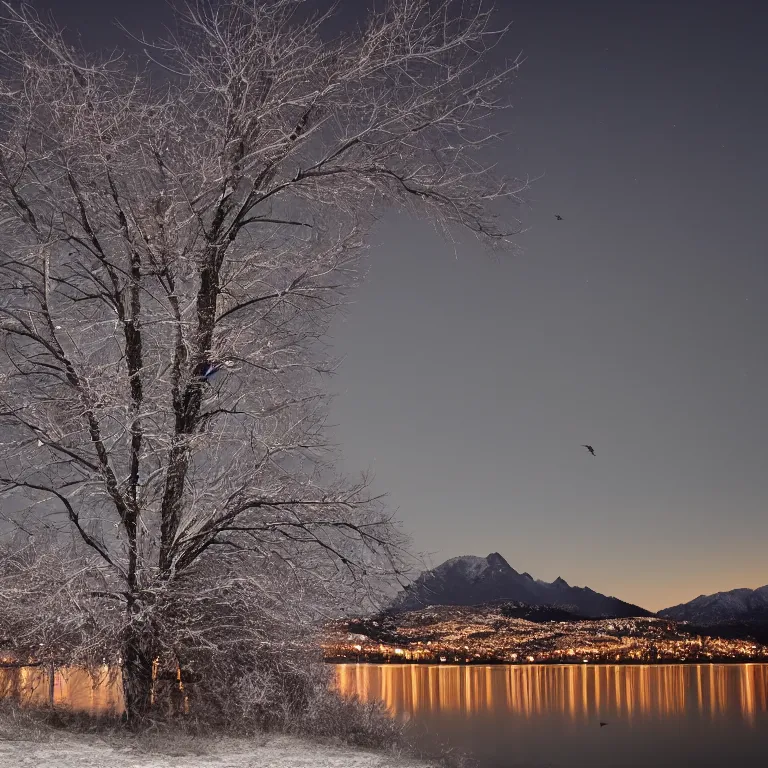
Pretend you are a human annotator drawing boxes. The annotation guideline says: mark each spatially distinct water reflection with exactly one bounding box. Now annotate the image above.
[0,665,123,715]
[336,663,768,724]
[3,662,767,729]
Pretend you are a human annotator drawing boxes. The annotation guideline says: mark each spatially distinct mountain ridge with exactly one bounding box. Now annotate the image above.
[390,552,653,619]
[659,584,768,624]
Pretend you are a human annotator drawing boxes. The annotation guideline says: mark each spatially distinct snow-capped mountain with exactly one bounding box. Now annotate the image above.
[389,552,653,619]
[659,585,768,624]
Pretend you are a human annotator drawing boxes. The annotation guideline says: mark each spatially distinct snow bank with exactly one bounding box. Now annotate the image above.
[0,732,431,768]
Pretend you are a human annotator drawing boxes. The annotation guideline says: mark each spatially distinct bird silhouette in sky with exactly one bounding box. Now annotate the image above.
[599,721,608,727]
[582,444,596,457]
[555,214,563,220]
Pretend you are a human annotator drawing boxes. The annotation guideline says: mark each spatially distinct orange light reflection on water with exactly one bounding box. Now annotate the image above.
[335,664,768,724]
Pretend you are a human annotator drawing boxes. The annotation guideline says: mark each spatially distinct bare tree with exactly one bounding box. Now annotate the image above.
[0,0,525,723]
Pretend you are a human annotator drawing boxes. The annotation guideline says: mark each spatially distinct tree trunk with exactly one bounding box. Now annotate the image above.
[48,661,55,708]
[121,625,156,726]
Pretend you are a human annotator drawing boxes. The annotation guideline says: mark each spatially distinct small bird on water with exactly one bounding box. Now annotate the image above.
[555,214,563,220]
[582,444,596,457]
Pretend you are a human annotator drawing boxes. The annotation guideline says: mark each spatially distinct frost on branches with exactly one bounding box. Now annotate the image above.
[0,0,525,722]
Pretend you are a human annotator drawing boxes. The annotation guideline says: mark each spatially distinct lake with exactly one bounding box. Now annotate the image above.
[334,663,768,767]
[4,661,768,766]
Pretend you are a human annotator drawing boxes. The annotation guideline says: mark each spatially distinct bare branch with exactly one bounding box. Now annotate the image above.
[0,0,524,721]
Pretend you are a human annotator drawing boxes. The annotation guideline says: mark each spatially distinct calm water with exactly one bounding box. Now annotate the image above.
[5,662,768,766]
[335,663,768,768]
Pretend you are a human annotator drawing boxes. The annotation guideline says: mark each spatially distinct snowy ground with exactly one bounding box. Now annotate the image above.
[0,732,432,768]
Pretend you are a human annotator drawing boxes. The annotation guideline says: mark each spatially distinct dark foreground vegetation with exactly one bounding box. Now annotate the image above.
[0,682,472,768]
[0,652,473,766]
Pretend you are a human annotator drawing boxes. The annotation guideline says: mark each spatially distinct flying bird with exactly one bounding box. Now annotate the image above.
[599,722,608,727]
[555,214,563,220]
[582,444,596,457]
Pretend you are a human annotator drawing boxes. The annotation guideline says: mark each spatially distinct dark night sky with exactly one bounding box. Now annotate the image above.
[34,1,768,611]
